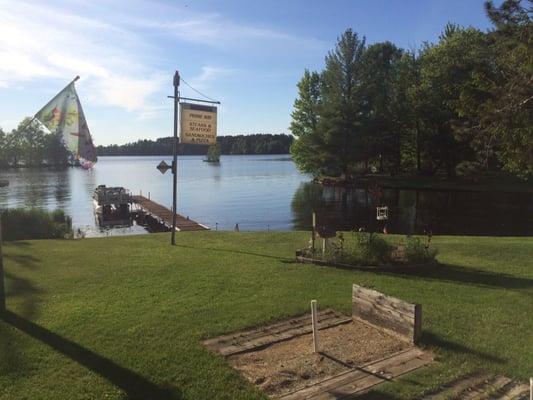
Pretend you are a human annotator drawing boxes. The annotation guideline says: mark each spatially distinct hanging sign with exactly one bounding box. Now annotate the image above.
[179,102,217,145]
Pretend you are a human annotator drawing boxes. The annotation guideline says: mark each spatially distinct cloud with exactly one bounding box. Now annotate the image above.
[0,0,164,117]
[0,0,323,132]
[187,66,235,89]
[127,10,326,51]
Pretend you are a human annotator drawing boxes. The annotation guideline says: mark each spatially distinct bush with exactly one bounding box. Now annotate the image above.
[316,231,438,267]
[404,236,438,264]
[324,231,391,266]
[354,231,391,265]
[1,208,73,241]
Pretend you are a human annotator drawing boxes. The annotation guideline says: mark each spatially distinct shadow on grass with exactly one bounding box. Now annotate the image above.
[1,248,44,376]
[379,263,533,291]
[175,243,291,261]
[6,241,32,247]
[5,254,40,269]
[422,331,505,364]
[1,311,182,400]
[3,250,43,318]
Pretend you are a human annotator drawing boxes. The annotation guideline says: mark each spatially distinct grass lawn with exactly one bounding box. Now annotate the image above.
[1,232,532,399]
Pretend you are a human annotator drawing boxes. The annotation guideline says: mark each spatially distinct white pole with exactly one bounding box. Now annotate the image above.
[322,238,326,255]
[311,300,319,353]
[529,377,532,400]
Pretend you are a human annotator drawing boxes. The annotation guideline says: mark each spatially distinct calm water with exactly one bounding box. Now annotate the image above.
[0,155,531,236]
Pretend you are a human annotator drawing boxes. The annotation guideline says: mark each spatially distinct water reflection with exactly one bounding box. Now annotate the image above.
[0,156,531,237]
[291,182,533,236]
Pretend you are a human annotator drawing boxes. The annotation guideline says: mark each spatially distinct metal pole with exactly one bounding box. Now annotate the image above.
[171,71,180,245]
[0,217,6,312]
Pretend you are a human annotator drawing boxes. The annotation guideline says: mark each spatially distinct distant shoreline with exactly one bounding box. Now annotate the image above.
[96,133,293,157]
[95,152,291,157]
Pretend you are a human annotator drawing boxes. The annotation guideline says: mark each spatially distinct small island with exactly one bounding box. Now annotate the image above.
[204,143,221,163]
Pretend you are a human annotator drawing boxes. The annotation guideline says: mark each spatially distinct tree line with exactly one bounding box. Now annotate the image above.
[290,0,532,180]
[0,118,292,166]
[0,118,70,168]
[97,134,293,156]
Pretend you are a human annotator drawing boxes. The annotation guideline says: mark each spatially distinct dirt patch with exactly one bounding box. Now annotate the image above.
[228,320,409,398]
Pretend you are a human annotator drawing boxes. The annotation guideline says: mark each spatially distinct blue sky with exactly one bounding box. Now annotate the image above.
[0,0,496,145]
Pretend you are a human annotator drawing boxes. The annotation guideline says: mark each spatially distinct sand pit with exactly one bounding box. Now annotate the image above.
[203,286,431,399]
[227,320,409,398]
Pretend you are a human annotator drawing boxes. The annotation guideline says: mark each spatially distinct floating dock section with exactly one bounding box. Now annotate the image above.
[131,195,209,231]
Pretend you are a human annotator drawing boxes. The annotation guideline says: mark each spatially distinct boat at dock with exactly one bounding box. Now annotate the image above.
[93,185,132,227]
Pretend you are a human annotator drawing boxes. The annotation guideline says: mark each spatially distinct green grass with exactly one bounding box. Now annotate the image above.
[1,232,532,399]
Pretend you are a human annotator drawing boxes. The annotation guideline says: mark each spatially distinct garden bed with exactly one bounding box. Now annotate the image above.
[295,253,437,272]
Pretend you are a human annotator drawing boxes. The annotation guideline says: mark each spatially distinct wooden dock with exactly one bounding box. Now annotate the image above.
[131,195,209,231]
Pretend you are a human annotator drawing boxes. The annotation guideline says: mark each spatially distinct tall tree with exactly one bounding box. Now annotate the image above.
[290,29,368,178]
[416,30,470,177]
[290,70,323,174]
[361,42,403,173]
[320,29,367,178]
[480,0,533,178]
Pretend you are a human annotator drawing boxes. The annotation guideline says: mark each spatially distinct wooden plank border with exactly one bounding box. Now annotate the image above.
[203,309,352,357]
[278,347,433,399]
[352,284,422,344]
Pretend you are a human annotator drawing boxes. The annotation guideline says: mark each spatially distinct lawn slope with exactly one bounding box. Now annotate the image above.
[1,232,532,399]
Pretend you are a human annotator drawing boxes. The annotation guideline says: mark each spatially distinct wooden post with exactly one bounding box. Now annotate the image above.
[311,300,319,353]
[311,212,316,255]
[530,377,532,400]
[322,238,326,255]
[0,217,5,313]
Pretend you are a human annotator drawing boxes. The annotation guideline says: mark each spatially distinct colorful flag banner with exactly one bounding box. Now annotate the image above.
[35,81,97,163]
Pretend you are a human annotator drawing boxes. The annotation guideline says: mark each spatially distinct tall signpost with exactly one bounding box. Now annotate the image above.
[171,71,180,245]
[160,70,220,245]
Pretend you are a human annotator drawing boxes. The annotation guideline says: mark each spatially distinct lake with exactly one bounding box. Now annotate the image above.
[0,155,531,237]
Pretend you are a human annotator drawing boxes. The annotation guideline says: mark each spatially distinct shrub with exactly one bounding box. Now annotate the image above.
[1,208,73,241]
[324,231,391,266]
[354,231,391,265]
[404,236,438,264]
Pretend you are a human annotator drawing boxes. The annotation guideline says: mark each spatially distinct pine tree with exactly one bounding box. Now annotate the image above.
[319,29,366,178]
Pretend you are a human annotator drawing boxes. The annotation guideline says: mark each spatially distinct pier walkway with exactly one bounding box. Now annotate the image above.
[131,195,209,231]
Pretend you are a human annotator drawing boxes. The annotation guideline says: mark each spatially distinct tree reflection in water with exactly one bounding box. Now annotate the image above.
[291,182,533,236]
